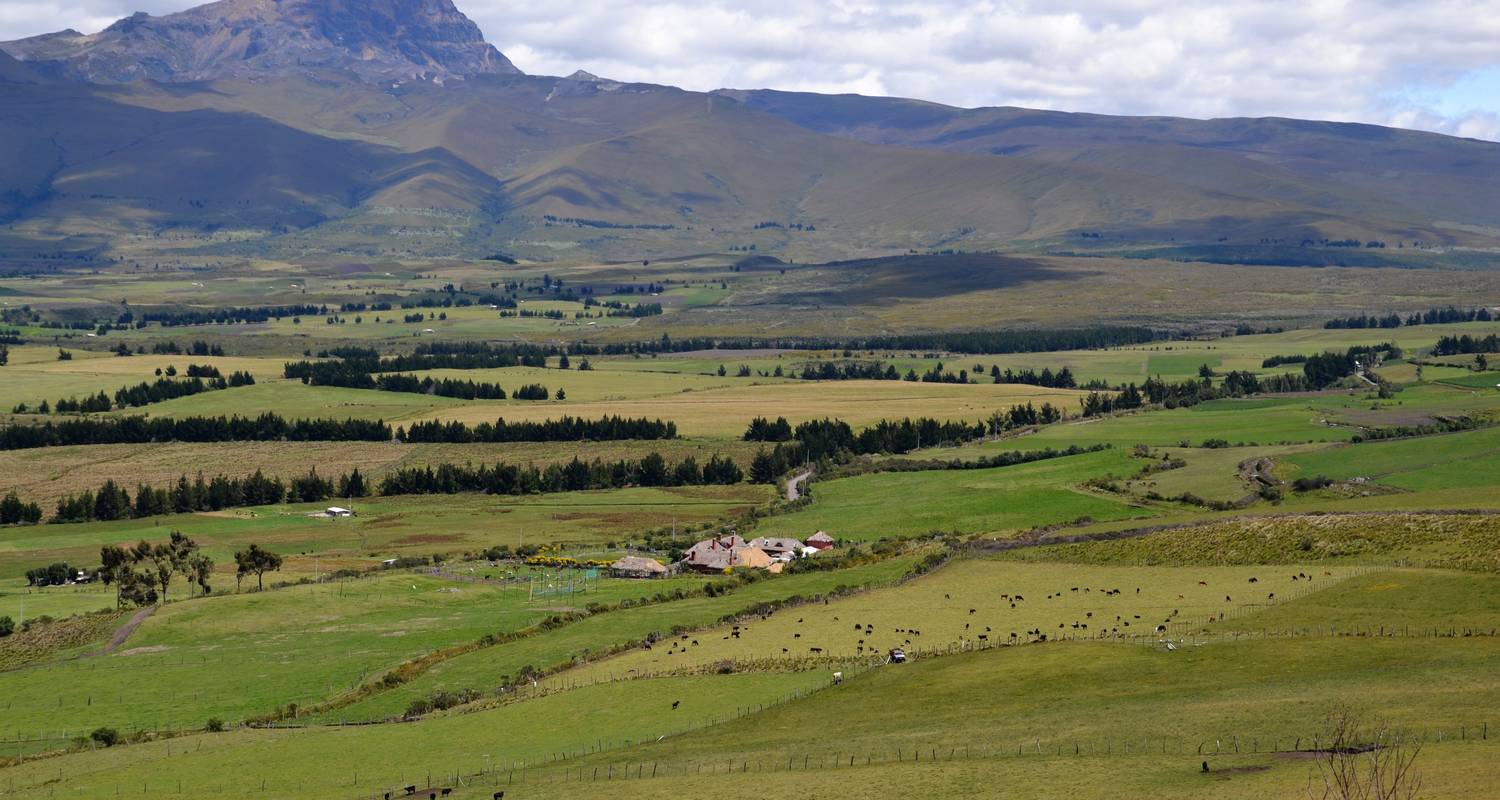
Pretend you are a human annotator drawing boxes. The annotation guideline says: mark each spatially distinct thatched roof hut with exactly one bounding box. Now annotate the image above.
[610,555,669,578]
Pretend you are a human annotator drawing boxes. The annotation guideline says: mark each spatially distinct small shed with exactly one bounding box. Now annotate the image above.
[806,531,835,550]
[325,507,353,517]
[610,556,668,579]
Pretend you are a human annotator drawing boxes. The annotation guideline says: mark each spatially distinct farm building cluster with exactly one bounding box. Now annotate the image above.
[609,531,835,578]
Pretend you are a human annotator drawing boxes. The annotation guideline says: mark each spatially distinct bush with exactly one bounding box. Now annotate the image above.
[90,727,120,747]
[1291,475,1335,492]
[0,615,12,637]
[206,717,225,732]
[1201,438,1231,449]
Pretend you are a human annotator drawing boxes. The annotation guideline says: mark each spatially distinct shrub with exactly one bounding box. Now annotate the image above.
[90,727,120,747]
[1292,475,1335,492]
[206,718,225,732]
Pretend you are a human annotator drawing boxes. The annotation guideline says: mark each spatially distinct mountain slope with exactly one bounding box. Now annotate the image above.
[0,78,503,238]
[723,89,1500,235]
[0,0,1496,263]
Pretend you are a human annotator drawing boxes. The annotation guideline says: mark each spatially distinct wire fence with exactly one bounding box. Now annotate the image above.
[339,719,1496,800]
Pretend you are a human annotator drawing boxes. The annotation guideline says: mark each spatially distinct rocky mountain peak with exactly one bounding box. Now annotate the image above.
[0,0,521,84]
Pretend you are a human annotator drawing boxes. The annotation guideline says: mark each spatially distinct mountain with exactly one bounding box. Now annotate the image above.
[0,0,518,84]
[1,0,1496,266]
[722,90,1500,244]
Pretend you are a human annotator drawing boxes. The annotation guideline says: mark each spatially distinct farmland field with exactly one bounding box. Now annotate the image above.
[4,242,1500,800]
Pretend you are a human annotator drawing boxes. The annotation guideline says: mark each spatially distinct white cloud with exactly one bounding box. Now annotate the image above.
[3,0,1497,139]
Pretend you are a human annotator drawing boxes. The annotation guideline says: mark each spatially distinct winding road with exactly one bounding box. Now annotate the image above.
[785,469,814,502]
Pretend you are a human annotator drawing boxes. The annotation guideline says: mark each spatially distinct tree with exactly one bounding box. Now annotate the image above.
[337,468,369,498]
[555,387,566,400]
[187,553,214,597]
[637,452,668,487]
[0,616,12,637]
[749,449,779,484]
[115,566,158,607]
[234,544,282,591]
[558,354,571,369]
[0,491,42,525]
[98,545,131,608]
[92,480,131,521]
[1307,706,1422,800]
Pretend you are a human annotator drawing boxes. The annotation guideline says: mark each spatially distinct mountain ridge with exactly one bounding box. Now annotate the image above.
[0,0,1496,264]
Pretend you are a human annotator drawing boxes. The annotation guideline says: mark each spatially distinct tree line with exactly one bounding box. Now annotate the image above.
[16,371,254,415]
[47,468,368,524]
[744,410,1076,481]
[1076,345,1398,415]
[397,415,676,443]
[284,342,552,384]
[570,327,1162,357]
[1325,306,1494,329]
[1433,334,1500,356]
[33,450,750,526]
[0,413,393,451]
[375,453,744,496]
[133,303,328,327]
[745,415,1010,462]
[0,409,691,451]
[1,491,43,526]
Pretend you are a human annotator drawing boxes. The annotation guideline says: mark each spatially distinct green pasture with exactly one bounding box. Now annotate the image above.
[1012,512,1500,573]
[1278,426,1500,492]
[753,448,1156,541]
[0,671,833,797]
[0,346,291,411]
[0,570,711,742]
[320,554,922,723]
[1120,444,1316,503]
[0,583,117,623]
[1216,568,1500,633]
[459,744,1500,800]
[565,559,1359,680]
[550,636,1500,774]
[1433,370,1500,389]
[0,485,771,586]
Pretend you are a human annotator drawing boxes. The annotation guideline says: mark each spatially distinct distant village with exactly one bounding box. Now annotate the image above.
[610,532,836,578]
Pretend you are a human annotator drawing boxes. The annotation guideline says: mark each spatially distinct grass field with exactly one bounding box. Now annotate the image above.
[753,448,1157,541]
[560,559,1360,680]
[423,380,1087,437]
[322,554,924,723]
[0,438,767,507]
[6,271,1500,798]
[1278,425,1500,492]
[0,570,717,743]
[0,485,772,615]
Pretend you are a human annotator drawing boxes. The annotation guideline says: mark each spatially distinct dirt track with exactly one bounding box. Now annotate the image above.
[89,605,157,657]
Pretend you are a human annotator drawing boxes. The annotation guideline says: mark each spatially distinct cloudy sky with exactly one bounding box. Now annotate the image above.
[3,0,1498,139]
